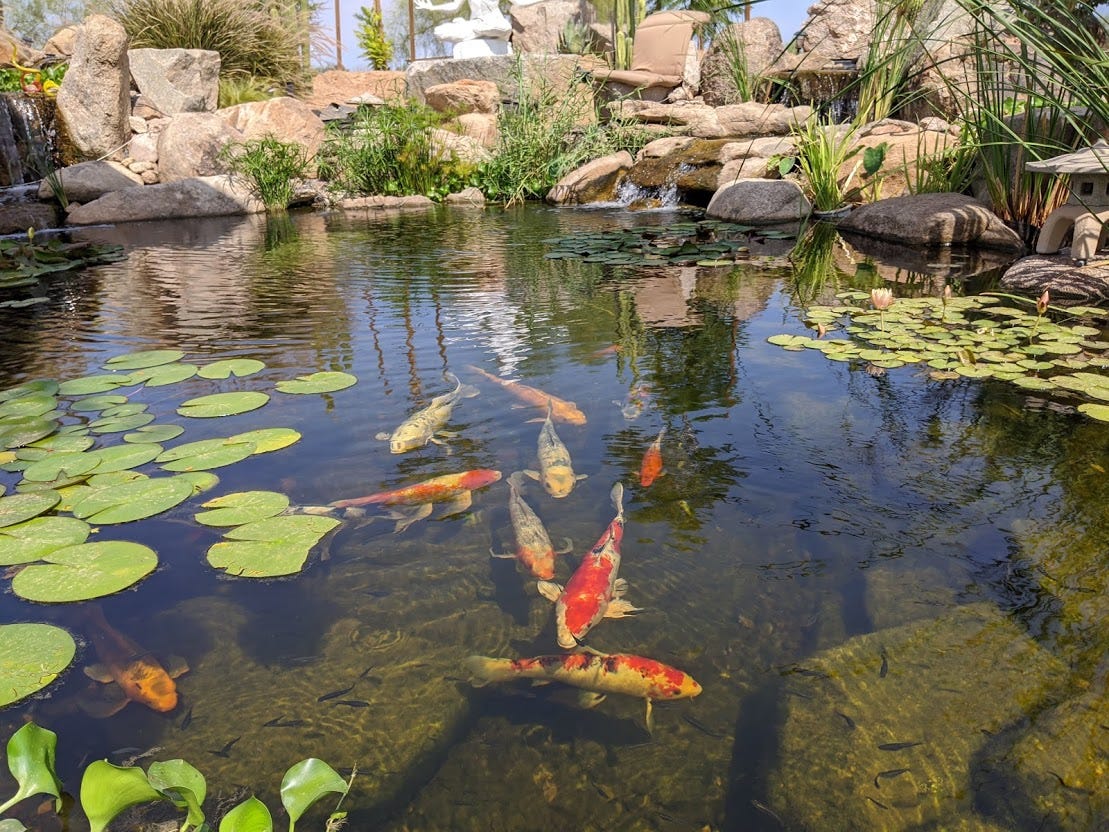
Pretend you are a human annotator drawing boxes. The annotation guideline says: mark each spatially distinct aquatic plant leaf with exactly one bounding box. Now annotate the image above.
[11,541,158,602]
[766,334,810,348]
[103,350,185,371]
[70,476,193,524]
[87,443,164,474]
[20,451,101,483]
[0,394,57,419]
[0,492,60,528]
[275,372,357,395]
[208,516,339,578]
[227,428,301,454]
[157,438,256,472]
[69,395,129,413]
[218,796,272,832]
[27,434,94,453]
[88,413,156,434]
[0,625,76,708]
[194,491,290,527]
[0,419,57,450]
[80,761,165,832]
[177,392,270,418]
[280,758,349,828]
[146,759,206,830]
[0,381,58,402]
[0,819,26,831]
[0,722,62,814]
[1077,403,1109,421]
[178,472,220,495]
[99,403,148,419]
[1012,377,1055,391]
[128,363,199,387]
[124,424,185,444]
[0,517,91,565]
[57,375,132,396]
[197,359,266,379]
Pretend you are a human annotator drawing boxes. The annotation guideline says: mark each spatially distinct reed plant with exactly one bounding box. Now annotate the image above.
[854,0,926,123]
[716,25,771,104]
[220,134,310,211]
[790,118,888,212]
[218,74,278,107]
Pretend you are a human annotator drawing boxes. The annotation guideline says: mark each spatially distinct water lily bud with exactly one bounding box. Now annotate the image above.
[1037,289,1050,316]
[870,287,895,311]
[942,285,953,301]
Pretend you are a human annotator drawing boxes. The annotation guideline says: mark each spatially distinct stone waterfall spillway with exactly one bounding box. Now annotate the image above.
[0,93,54,188]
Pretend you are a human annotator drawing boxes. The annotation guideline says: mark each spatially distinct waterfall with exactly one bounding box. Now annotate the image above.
[0,93,55,188]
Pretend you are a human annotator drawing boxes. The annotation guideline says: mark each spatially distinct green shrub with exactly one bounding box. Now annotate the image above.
[220,134,311,210]
[218,75,280,107]
[354,6,394,70]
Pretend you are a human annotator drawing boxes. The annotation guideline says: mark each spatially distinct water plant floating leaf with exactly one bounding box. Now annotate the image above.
[0,624,76,708]
[69,395,129,413]
[0,517,91,565]
[146,759,207,831]
[274,372,357,395]
[280,758,349,831]
[156,438,256,472]
[197,358,266,379]
[128,363,200,388]
[0,393,58,419]
[178,472,221,495]
[194,491,290,527]
[20,451,101,483]
[69,476,194,524]
[87,413,156,434]
[0,418,58,450]
[11,541,158,602]
[207,515,340,578]
[80,761,165,832]
[227,428,301,454]
[86,443,164,474]
[0,380,58,402]
[177,392,270,418]
[123,424,185,444]
[103,350,186,371]
[1077,403,1109,422]
[57,375,133,396]
[0,722,63,813]
[0,492,61,528]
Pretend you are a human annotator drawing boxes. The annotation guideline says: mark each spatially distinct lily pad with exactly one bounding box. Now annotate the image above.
[0,394,58,419]
[197,359,266,379]
[11,541,157,602]
[1077,403,1109,422]
[123,425,184,444]
[103,350,185,371]
[207,515,340,578]
[57,375,132,396]
[227,428,301,454]
[156,438,255,472]
[86,443,163,474]
[68,395,129,413]
[98,403,148,419]
[0,381,58,402]
[274,372,357,395]
[26,434,94,454]
[128,363,199,388]
[21,451,101,483]
[0,517,92,565]
[87,413,156,434]
[178,472,220,495]
[0,624,77,707]
[177,392,270,418]
[194,491,290,527]
[69,477,194,524]
[0,492,60,528]
[0,419,57,450]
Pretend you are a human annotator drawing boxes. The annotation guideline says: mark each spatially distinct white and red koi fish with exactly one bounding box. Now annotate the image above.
[467,365,587,425]
[465,649,701,731]
[374,371,477,453]
[614,383,651,421]
[491,471,571,580]
[523,399,587,498]
[538,482,640,648]
[327,468,502,533]
[639,428,665,487]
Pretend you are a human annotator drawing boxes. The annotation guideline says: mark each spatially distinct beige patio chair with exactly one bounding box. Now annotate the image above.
[592,10,712,103]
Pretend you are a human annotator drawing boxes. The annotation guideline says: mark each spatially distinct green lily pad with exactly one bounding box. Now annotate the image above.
[123,425,184,444]
[178,472,220,494]
[68,395,129,413]
[177,392,270,418]
[0,492,60,528]
[0,517,92,565]
[87,443,163,474]
[87,413,156,434]
[1012,377,1056,391]
[194,491,290,527]
[21,451,101,483]
[57,375,132,396]
[26,434,94,453]
[767,334,811,348]
[98,403,148,419]
[86,471,147,489]
[274,372,357,395]
[0,419,57,450]
[227,428,301,454]
[207,515,340,578]
[103,350,185,371]
[69,477,194,524]
[197,359,266,379]
[11,541,158,602]
[0,380,58,402]
[128,363,199,387]
[156,438,256,472]
[1077,403,1109,421]
[0,394,58,419]
[0,623,77,707]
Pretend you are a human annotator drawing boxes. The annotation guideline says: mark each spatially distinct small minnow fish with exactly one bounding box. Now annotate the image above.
[682,714,726,738]
[491,471,572,579]
[317,684,355,702]
[262,716,306,728]
[523,400,586,498]
[208,736,241,758]
[639,428,665,487]
[879,648,889,678]
[866,796,890,810]
[329,469,502,533]
[538,483,641,648]
[179,706,193,731]
[750,799,784,827]
[331,699,371,708]
[836,711,857,730]
[878,741,922,751]
[465,649,701,732]
[374,371,477,453]
[874,768,910,788]
[468,365,586,425]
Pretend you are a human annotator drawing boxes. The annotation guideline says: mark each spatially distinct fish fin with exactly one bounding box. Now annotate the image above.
[576,473,589,482]
[83,663,115,684]
[164,655,190,679]
[645,699,654,734]
[374,432,390,441]
[521,470,540,482]
[343,507,367,519]
[390,503,433,533]
[438,490,472,518]
[295,504,339,516]
[612,578,629,598]
[436,430,460,439]
[464,655,515,686]
[528,679,553,687]
[610,482,624,516]
[575,645,608,656]
[578,691,606,709]
[507,471,527,489]
[536,580,563,602]
[489,549,516,560]
[555,537,573,555]
[605,599,642,618]
[78,683,130,718]
[459,385,479,399]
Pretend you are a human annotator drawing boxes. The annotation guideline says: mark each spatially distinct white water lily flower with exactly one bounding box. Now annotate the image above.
[870,288,895,310]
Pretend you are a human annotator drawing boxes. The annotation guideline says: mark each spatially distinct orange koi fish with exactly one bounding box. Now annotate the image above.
[79,606,187,717]
[329,468,502,533]
[465,649,701,731]
[639,428,665,487]
[491,471,572,580]
[467,365,587,425]
[538,482,640,648]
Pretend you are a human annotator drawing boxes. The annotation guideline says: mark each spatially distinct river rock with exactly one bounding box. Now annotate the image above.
[509,0,581,54]
[707,178,812,224]
[36,159,142,202]
[445,186,486,206]
[156,112,242,182]
[0,201,61,235]
[66,175,263,224]
[54,14,131,164]
[768,602,1069,831]
[700,17,784,106]
[424,79,500,115]
[128,48,221,114]
[837,193,1025,251]
[546,150,633,204]
[999,254,1109,303]
[43,25,78,58]
[218,97,327,160]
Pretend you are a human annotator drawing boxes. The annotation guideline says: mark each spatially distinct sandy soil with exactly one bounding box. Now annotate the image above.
[304,70,408,107]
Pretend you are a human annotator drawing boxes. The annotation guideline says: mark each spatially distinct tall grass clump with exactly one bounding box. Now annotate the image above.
[220,134,310,210]
[716,26,772,104]
[109,0,308,86]
[854,0,927,123]
[789,117,886,212]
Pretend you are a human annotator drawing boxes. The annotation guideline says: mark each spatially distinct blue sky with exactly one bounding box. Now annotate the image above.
[317,0,809,70]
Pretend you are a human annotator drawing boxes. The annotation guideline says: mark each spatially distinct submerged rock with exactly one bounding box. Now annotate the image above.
[546,151,632,204]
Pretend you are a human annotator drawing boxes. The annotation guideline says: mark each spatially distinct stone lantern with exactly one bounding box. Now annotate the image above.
[1027,139,1109,265]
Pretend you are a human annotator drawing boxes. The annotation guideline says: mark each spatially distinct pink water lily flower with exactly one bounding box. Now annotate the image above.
[870,288,895,310]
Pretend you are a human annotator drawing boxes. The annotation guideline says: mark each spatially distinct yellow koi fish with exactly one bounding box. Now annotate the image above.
[375,371,477,453]
[523,399,586,498]
[491,471,571,579]
[468,365,587,425]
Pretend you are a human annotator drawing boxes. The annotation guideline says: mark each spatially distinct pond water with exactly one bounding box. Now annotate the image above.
[0,205,1104,831]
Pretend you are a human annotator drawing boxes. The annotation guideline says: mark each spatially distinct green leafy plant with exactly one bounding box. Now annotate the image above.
[220,134,310,211]
[790,118,868,212]
[354,6,394,70]
[612,0,646,69]
[218,75,279,108]
[559,18,595,55]
[0,723,63,818]
[854,0,926,123]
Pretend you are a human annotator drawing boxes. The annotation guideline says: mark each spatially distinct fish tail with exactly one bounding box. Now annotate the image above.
[507,471,526,490]
[464,656,518,686]
[610,482,624,517]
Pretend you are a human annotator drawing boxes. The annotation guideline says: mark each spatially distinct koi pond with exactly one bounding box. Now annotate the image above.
[0,204,1104,831]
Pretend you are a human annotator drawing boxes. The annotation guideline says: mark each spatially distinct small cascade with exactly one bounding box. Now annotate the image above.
[776,60,860,124]
[615,179,679,210]
[0,93,56,188]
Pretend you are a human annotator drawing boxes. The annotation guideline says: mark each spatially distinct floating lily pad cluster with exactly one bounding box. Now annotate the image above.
[0,232,126,295]
[544,220,797,268]
[769,292,1109,421]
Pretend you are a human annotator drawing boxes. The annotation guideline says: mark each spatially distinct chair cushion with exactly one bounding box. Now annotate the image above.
[630,18,695,78]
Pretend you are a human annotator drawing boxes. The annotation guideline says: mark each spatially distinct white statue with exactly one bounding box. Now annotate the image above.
[416,0,541,59]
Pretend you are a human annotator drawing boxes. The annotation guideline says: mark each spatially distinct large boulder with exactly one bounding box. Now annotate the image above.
[157,112,242,182]
[36,160,143,202]
[509,0,582,53]
[707,178,812,224]
[54,15,131,164]
[546,150,633,204]
[0,201,61,235]
[218,97,327,160]
[424,79,500,115]
[43,26,78,58]
[66,176,263,225]
[700,17,784,106]
[795,0,876,62]
[999,254,1109,303]
[838,193,1025,251]
[128,48,221,114]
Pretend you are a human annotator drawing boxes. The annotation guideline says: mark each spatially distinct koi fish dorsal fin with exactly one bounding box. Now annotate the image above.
[610,482,625,516]
[164,655,190,679]
[83,663,115,684]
